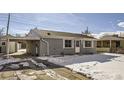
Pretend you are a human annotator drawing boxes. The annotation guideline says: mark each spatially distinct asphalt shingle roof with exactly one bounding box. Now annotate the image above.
[33,29,96,39]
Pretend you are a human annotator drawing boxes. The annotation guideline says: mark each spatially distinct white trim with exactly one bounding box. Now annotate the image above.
[1,41,6,46]
[72,40,74,48]
[75,40,80,53]
[92,40,94,48]
[84,40,93,48]
[63,39,65,48]
[83,40,85,48]
[63,39,74,49]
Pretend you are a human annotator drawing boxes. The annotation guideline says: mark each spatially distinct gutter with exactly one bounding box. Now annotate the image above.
[41,38,49,56]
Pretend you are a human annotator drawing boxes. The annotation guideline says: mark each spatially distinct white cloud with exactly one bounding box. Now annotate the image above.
[117,22,124,27]
[10,29,29,36]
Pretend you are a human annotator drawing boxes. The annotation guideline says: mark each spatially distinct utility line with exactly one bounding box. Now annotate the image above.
[6,13,10,58]
[0,19,45,27]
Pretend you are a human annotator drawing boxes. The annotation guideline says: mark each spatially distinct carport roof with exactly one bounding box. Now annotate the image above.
[1,34,40,41]
[9,37,40,41]
[98,35,124,40]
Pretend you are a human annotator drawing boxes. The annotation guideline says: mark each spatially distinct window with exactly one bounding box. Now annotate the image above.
[2,42,5,45]
[65,40,72,48]
[116,41,120,48]
[85,41,92,47]
[103,41,109,47]
[97,41,101,48]
[47,33,51,35]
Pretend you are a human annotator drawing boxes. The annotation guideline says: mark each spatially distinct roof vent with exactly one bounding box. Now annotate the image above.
[113,34,118,37]
[47,33,51,35]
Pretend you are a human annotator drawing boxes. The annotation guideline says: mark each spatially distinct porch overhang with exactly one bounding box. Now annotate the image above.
[9,37,40,42]
[97,36,124,41]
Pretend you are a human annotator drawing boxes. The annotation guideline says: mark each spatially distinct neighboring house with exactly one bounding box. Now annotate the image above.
[0,35,18,54]
[96,35,124,53]
[24,28,96,56]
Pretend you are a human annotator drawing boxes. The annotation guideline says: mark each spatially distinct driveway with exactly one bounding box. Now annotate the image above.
[38,53,124,80]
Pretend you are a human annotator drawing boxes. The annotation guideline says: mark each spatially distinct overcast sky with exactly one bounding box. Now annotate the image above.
[0,13,124,35]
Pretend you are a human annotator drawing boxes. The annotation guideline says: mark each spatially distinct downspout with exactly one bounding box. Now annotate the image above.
[41,38,49,56]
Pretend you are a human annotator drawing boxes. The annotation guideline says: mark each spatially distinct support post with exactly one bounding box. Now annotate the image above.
[6,13,10,58]
[101,41,103,47]
[110,40,112,52]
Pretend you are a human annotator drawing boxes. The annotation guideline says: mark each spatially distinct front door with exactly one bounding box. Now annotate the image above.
[75,40,80,53]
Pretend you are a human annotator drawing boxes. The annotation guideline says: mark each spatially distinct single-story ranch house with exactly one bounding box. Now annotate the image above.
[20,28,96,56]
[6,28,124,56]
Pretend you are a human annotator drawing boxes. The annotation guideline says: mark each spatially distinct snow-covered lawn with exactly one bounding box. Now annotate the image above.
[0,49,26,66]
[9,49,26,56]
[38,53,124,80]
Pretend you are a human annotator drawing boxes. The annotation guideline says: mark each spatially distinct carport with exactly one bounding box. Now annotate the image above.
[9,37,40,56]
[97,36,124,53]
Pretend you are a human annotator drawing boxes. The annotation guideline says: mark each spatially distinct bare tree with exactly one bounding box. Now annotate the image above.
[0,27,5,43]
[82,26,91,36]
[0,28,4,36]
[15,33,21,37]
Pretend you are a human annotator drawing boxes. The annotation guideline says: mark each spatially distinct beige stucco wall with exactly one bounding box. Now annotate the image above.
[0,41,17,53]
[9,42,16,53]
[120,40,124,48]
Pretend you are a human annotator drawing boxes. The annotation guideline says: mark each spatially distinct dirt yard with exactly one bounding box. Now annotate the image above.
[0,51,89,80]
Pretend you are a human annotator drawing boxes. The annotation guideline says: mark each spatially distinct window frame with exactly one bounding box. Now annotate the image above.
[97,41,102,48]
[103,41,110,48]
[63,39,74,48]
[84,40,92,48]
[1,42,6,46]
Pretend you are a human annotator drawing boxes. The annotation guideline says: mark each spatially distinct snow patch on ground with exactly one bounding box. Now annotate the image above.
[30,58,68,80]
[0,57,68,80]
[38,53,124,80]
[9,64,20,69]
[0,57,22,66]
[19,62,29,67]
